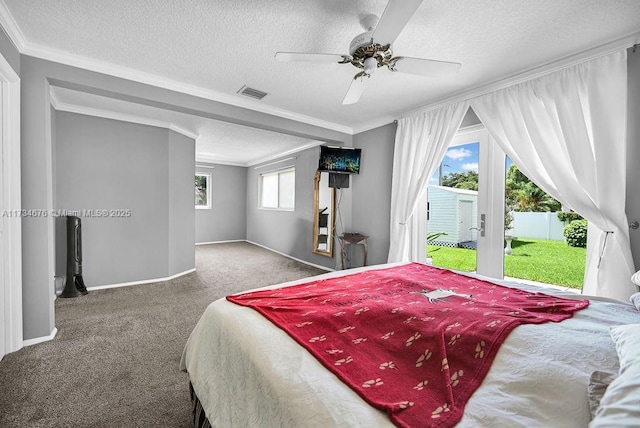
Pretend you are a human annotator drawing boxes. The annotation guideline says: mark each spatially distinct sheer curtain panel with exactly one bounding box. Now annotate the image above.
[388,102,469,263]
[470,50,634,300]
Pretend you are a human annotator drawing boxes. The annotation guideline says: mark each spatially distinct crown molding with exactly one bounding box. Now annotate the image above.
[247,140,324,167]
[0,1,354,135]
[454,123,486,137]
[195,155,248,167]
[196,139,324,168]
[7,3,637,141]
[352,116,397,135]
[400,31,640,119]
[19,46,354,136]
[0,1,26,51]
[50,88,199,140]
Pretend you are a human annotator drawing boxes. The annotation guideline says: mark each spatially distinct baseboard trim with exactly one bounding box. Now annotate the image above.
[85,268,196,292]
[246,240,334,272]
[23,327,58,347]
[195,239,244,246]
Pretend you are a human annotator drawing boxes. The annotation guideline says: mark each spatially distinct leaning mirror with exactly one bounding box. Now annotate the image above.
[313,171,335,257]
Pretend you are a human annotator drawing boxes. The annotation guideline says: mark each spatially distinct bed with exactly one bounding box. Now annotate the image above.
[180,262,640,427]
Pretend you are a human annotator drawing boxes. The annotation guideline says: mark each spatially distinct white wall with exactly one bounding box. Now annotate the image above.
[427,187,460,244]
[511,212,565,241]
[427,187,478,244]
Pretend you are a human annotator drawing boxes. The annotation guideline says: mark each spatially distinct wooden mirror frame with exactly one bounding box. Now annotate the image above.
[313,171,336,257]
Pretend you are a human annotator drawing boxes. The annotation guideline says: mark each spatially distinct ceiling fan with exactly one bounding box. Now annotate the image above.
[275,0,461,105]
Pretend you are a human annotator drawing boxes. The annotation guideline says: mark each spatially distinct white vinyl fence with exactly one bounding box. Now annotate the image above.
[511,212,566,241]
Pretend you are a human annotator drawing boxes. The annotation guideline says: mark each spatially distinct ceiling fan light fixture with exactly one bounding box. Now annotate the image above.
[273,0,461,105]
[363,57,378,74]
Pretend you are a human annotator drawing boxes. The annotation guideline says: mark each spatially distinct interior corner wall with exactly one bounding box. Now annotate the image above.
[20,54,352,341]
[168,130,196,275]
[0,28,20,74]
[21,56,55,340]
[626,47,640,269]
[54,111,194,288]
[195,162,247,243]
[352,122,397,266]
[246,146,347,270]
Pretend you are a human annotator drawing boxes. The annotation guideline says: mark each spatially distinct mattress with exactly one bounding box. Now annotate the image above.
[181,263,640,427]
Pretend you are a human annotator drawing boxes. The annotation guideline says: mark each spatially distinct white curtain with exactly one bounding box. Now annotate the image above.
[470,50,635,300]
[388,101,469,263]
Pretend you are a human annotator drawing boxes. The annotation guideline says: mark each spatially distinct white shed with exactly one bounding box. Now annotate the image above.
[427,185,478,247]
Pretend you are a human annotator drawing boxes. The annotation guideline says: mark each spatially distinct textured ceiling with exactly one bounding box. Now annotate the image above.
[4,0,640,164]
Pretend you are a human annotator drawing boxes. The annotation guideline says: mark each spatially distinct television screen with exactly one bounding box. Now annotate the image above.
[318,146,361,174]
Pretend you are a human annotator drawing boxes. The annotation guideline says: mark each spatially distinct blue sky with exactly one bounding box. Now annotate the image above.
[429,141,513,185]
[430,142,479,185]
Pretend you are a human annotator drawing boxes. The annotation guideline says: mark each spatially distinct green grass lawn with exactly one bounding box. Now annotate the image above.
[427,238,586,288]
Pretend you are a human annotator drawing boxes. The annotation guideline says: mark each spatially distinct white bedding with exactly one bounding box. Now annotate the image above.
[180,263,640,427]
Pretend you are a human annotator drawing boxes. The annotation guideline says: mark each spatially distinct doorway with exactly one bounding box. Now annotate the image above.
[458,200,473,243]
[0,53,22,360]
[426,125,506,279]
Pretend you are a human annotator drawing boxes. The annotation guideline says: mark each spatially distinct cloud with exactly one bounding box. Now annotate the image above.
[445,148,472,160]
[461,162,478,172]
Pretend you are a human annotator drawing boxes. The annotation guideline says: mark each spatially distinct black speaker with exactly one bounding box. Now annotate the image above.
[328,173,349,189]
[60,216,88,298]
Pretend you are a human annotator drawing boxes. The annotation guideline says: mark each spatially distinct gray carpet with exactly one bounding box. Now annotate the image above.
[0,242,327,427]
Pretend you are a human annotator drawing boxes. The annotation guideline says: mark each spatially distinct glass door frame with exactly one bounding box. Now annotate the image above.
[423,124,506,279]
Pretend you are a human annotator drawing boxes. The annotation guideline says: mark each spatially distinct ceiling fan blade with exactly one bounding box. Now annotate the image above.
[371,0,423,45]
[275,52,348,63]
[342,76,368,105]
[392,57,462,77]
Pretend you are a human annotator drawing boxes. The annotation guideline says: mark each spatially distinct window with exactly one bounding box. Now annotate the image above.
[195,173,211,209]
[260,167,295,210]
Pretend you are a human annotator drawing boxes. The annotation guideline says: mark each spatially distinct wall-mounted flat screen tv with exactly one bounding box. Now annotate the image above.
[318,146,361,174]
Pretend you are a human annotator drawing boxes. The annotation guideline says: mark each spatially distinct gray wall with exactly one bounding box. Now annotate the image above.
[21,56,55,339]
[245,121,395,270]
[626,48,640,269]
[352,123,397,266]
[0,27,19,74]
[54,111,195,287]
[19,54,352,340]
[168,130,196,275]
[246,146,349,270]
[195,163,247,243]
[461,107,481,127]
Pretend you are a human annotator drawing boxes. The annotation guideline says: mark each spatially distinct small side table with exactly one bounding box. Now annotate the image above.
[339,234,368,269]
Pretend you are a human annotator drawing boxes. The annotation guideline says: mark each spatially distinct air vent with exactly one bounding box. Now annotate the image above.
[237,85,268,100]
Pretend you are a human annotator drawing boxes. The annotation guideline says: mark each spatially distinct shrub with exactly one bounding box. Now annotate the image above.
[557,211,583,223]
[563,219,587,247]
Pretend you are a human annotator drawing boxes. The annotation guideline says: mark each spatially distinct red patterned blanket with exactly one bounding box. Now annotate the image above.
[227,263,588,427]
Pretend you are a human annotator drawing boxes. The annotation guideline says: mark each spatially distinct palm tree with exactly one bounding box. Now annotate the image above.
[513,183,561,212]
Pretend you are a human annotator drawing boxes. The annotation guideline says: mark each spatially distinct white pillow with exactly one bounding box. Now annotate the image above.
[610,323,640,373]
[590,324,640,427]
[630,292,640,311]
